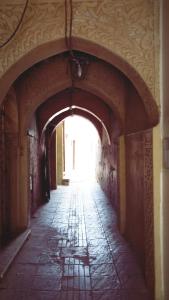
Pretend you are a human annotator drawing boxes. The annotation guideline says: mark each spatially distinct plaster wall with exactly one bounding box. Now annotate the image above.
[0,113,4,241]
[153,125,163,300]
[125,133,145,267]
[3,89,20,236]
[125,130,154,296]
[49,132,57,190]
[97,129,118,211]
[29,115,41,215]
[161,0,169,299]
[118,136,126,235]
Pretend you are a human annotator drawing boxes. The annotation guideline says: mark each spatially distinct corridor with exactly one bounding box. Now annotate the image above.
[0,183,150,300]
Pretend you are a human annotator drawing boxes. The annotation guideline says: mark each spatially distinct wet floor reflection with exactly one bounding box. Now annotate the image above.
[0,183,150,300]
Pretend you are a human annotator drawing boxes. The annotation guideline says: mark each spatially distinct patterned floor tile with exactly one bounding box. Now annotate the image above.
[0,183,150,300]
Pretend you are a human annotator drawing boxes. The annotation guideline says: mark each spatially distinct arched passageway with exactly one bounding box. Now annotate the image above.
[0,45,159,299]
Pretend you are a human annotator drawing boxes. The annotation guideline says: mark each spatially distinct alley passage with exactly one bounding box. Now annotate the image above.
[0,183,150,300]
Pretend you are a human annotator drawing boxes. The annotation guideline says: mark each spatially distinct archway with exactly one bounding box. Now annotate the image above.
[37,88,113,145]
[46,108,103,142]
[41,107,109,195]
[0,38,159,129]
[0,43,159,297]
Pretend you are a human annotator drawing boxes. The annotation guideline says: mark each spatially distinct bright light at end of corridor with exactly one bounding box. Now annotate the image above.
[64,116,100,183]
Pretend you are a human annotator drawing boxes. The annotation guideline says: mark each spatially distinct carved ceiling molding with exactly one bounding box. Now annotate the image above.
[0,0,159,102]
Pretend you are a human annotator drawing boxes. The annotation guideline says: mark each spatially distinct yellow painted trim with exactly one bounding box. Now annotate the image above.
[153,125,164,300]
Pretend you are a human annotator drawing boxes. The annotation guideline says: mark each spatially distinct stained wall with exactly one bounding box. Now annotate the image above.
[161,0,169,299]
[97,128,118,211]
[49,132,57,190]
[28,115,42,215]
[125,130,154,296]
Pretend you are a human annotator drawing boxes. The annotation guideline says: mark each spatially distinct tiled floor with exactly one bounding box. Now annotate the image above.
[0,182,151,300]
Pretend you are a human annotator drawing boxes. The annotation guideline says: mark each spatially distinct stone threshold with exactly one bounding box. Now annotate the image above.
[0,229,31,280]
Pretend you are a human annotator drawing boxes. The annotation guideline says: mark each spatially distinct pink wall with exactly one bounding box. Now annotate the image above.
[97,128,118,210]
[125,132,145,267]
[49,132,57,190]
[125,130,154,295]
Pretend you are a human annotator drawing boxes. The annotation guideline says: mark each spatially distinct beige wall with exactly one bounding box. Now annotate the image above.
[161,0,169,299]
[153,125,163,300]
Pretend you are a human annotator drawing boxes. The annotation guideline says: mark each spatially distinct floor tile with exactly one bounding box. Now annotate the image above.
[92,290,126,300]
[0,183,150,300]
